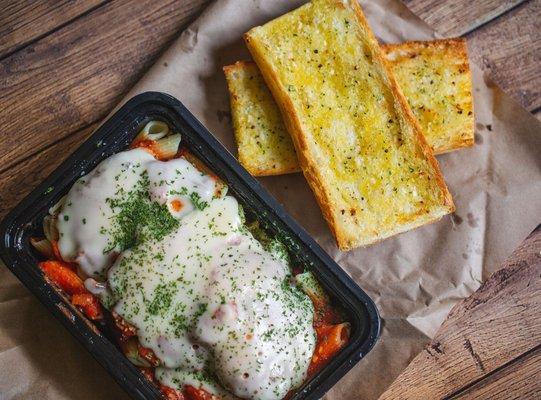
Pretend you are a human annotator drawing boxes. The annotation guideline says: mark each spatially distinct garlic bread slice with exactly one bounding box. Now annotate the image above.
[224,61,300,176]
[244,0,454,250]
[382,39,474,154]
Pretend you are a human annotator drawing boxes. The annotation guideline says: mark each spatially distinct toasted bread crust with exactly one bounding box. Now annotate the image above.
[382,38,468,58]
[245,0,454,250]
[382,38,474,154]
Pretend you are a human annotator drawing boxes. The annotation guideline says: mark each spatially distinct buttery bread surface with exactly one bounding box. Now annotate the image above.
[226,39,473,176]
[224,61,300,175]
[382,39,474,154]
[245,0,454,250]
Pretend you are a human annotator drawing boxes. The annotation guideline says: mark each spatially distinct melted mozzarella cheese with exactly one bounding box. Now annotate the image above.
[57,148,217,278]
[156,368,237,399]
[108,197,315,399]
[57,146,316,399]
[146,157,216,218]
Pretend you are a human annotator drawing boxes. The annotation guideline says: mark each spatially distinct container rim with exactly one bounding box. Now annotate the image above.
[0,91,380,400]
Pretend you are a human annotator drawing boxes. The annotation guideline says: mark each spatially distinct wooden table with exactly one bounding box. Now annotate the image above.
[0,0,539,399]
[379,225,541,399]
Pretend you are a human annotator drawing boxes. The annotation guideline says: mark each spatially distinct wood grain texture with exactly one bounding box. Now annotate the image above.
[401,0,526,36]
[0,0,209,175]
[0,1,539,398]
[0,0,107,58]
[0,124,97,219]
[379,226,541,399]
[466,0,541,112]
[453,346,541,399]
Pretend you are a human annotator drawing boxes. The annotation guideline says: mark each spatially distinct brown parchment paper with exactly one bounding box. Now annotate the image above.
[1,1,540,399]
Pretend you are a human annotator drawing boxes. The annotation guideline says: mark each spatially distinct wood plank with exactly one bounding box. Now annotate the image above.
[0,0,106,58]
[379,226,541,399]
[401,0,526,36]
[466,0,541,112]
[0,0,209,175]
[0,125,97,219]
[452,346,541,399]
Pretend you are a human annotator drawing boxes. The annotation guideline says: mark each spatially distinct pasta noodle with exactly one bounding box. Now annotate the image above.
[42,215,59,242]
[153,133,181,159]
[48,194,66,215]
[309,322,350,376]
[134,120,170,142]
[29,237,54,259]
[131,132,181,160]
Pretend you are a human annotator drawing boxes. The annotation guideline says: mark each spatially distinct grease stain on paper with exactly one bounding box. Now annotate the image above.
[467,213,479,228]
[451,213,463,229]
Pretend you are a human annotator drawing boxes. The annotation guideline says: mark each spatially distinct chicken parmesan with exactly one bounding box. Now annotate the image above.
[32,121,349,400]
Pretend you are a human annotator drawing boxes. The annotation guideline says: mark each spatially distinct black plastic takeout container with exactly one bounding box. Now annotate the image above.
[0,92,380,400]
